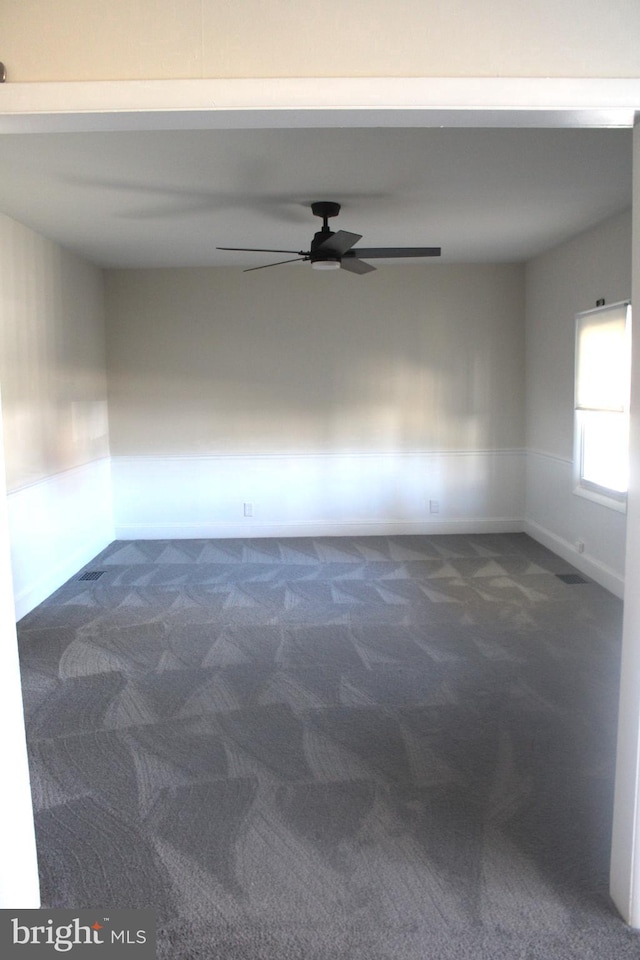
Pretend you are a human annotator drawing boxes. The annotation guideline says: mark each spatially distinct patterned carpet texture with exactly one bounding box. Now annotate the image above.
[17,533,640,959]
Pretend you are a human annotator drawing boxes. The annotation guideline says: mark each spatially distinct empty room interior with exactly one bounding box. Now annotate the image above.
[1,118,639,958]
[2,4,640,958]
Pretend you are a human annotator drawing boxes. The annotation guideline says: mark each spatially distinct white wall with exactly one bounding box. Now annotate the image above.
[0,389,40,907]
[3,0,640,81]
[524,209,632,596]
[0,215,114,618]
[611,120,640,928]
[106,263,525,538]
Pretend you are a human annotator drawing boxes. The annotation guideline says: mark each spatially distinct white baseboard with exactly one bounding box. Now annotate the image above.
[524,519,624,598]
[12,531,114,621]
[8,459,115,620]
[114,517,524,540]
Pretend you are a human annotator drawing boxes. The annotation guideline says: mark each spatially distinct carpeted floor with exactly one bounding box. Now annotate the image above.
[16,533,640,959]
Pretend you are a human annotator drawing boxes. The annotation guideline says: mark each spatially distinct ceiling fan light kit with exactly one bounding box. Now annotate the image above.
[217,201,441,275]
[312,259,340,270]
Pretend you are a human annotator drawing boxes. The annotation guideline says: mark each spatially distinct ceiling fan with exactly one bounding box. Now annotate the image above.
[217,201,441,274]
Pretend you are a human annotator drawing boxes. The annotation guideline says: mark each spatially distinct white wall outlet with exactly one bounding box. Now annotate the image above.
[576,540,585,554]
[429,499,440,514]
[243,502,253,518]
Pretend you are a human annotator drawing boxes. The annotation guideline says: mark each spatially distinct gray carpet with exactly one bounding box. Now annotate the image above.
[16,533,640,958]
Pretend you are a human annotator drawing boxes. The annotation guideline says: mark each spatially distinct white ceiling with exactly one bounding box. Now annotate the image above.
[0,125,632,269]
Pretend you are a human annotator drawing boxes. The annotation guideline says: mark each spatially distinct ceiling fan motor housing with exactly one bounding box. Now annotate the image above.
[310,229,339,265]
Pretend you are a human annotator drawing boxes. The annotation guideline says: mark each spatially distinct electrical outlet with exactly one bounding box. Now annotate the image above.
[576,540,585,554]
[243,502,253,518]
[429,500,440,514]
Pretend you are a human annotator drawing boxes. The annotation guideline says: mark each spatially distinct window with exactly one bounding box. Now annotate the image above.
[574,301,631,510]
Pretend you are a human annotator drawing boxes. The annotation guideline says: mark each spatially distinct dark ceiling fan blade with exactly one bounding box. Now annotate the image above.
[243,258,306,272]
[218,246,307,255]
[345,247,441,259]
[316,230,362,256]
[340,257,376,275]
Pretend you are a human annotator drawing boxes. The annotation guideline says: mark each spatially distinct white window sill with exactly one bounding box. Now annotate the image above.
[573,482,627,513]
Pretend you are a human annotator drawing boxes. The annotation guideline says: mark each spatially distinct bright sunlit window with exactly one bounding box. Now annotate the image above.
[574,301,631,510]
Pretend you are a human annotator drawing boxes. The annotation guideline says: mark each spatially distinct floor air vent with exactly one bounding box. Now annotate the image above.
[78,571,105,581]
[556,573,588,585]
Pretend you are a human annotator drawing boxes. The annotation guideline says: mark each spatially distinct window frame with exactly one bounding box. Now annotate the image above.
[573,300,631,513]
